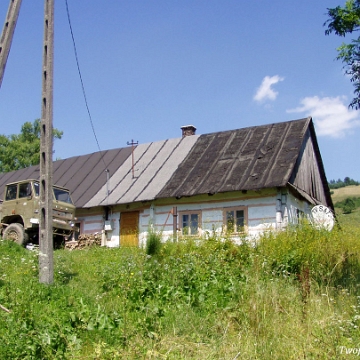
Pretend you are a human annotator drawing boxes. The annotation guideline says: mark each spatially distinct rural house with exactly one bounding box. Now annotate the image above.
[0,117,333,246]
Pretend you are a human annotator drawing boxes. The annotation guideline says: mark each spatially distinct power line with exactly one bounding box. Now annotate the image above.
[64,0,108,170]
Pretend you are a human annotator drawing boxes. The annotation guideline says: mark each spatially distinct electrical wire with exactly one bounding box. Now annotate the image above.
[64,0,108,171]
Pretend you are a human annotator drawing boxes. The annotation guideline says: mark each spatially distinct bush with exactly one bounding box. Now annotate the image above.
[335,196,360,211]
[343,198,356,214]
[145,230,162,256]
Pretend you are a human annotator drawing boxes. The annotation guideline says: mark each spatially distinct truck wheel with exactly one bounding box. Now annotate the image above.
[3,223,27,246]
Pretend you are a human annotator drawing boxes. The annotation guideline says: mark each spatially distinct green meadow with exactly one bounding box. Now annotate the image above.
[0,204,360,358]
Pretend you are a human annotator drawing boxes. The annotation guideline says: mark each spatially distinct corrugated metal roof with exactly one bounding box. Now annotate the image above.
[0,117,331,208]
[0,147,132,207]
[84,135,199,207]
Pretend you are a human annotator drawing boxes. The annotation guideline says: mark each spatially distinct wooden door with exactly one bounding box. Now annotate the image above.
[120,211,139,246]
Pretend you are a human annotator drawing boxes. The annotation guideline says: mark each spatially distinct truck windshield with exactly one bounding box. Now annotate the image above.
[32,182,73,204]
[53,188,73,204]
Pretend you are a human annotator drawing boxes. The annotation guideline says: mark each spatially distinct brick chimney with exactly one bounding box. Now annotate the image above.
[181,125,196,137]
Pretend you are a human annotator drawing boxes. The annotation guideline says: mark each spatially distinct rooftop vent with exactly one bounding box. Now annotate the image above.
[181,125,196,137]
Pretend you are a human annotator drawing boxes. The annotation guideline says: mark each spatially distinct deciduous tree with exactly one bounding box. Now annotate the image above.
[0,119,63,173]
[325,0,360,109]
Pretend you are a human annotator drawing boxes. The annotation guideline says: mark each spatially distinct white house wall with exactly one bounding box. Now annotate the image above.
[76,188,314,247]
[283,191,311,225]
[75,210,120,247]
[139,193,280,245]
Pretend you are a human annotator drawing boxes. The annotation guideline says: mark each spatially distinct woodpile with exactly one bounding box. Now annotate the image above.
[65,233,102,250]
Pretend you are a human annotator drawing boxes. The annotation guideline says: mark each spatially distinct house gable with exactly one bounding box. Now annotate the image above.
[288,122,333,209]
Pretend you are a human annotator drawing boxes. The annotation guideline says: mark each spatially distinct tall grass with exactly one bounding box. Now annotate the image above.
[0,222,360,359]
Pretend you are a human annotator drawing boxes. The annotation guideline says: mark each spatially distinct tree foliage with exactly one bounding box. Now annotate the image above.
[343,197,357,213]
[328,176,360,189]
[325,0,360,109]
[0,119,63,173]
[334,195,360,209]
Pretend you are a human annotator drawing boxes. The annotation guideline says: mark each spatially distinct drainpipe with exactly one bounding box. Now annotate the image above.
[276,190,282,230]
[172,206,178,242]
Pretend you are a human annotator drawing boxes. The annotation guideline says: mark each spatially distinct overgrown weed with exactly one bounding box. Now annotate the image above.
[0,222,360,358]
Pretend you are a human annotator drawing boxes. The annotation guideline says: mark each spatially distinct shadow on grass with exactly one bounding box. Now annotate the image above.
[56,271,78,284]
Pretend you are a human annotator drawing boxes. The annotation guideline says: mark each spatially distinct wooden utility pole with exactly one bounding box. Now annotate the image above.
[39,0,54,284]
[0,0,22,88]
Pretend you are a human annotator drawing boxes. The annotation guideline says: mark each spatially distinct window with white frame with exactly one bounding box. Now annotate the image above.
[179,211,201,235]
[223,207,247,233]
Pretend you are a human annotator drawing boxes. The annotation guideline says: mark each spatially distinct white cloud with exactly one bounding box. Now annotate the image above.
[287,96,360,138]
[253,75,284,102]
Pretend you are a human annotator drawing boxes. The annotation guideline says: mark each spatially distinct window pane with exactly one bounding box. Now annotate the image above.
[53,188,73,204]
[236,210,244,230]
[182,214,189,235]
[19,183,31,198]
[226,210,235,232]
[34,182,40,196]
[5,185,17,200]
[190,214,198,235]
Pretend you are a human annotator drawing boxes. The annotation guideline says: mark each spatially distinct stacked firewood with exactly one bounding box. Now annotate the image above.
[64,233,102,250]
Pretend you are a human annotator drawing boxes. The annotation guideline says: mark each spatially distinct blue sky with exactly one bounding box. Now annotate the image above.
[0,0,359,182]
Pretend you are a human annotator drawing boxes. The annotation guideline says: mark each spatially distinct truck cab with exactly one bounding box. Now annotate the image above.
[0,179,76,246]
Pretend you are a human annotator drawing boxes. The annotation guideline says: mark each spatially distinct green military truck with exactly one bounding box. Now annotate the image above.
[0,179,76,246]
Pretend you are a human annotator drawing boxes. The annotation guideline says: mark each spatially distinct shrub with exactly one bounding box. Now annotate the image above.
[343,197,356,214]
[334,196,360,210]
[145,230,162,256]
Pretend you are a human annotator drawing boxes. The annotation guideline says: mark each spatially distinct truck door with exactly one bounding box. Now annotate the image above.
[4,183,18,218]
[17,182,35,227]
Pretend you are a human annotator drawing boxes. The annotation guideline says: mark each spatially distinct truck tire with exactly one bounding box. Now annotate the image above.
[3,223,27,246]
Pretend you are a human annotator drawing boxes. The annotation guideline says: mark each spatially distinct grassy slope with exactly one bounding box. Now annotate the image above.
[1,218,360,359]
[331,185,360,219]
[331,185,360,203]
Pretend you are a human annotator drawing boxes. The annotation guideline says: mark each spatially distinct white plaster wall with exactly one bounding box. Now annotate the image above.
[284,192,312,225]
[79,212,120,247]
[105,212,120,248]
[138,196,278,245]
[80,214,103,234]
[79,193,313,248]
[202,209,223,233]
